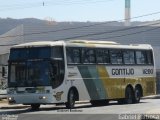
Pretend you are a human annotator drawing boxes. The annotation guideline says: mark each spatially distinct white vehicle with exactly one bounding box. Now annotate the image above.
[7,40,156,110]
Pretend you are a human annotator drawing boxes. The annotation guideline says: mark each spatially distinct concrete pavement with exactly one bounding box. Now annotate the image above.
[0,94,160,109]
[0,99,30,109]
[142,94,160,99]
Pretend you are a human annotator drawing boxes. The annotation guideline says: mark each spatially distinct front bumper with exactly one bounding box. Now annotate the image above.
[8,93,57,104]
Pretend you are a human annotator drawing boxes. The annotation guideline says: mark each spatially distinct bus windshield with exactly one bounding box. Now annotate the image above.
[8,61,51,87]
[8,46,64,88]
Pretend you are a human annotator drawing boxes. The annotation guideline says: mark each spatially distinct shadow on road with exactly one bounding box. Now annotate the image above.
[0,100,149,115]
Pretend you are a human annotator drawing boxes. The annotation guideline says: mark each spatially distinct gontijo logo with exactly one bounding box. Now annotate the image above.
[112,68,134,75]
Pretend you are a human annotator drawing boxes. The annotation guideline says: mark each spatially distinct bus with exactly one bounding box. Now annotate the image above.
[7,40,156,110]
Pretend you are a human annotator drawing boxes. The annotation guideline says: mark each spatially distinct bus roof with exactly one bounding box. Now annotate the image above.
[66,40,153,50]
[12,41,64,48]
[12,40,153,50]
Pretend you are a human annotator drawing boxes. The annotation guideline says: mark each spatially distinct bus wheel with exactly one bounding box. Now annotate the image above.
[90,100,109,106]
[117,99,125,104]
[31,104,40,110]
[125,87,134,104]
[65,89,75,109]
[134,87,141,103]
[90,100,98,106]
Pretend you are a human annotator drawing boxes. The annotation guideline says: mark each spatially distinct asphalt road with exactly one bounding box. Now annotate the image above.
[0,99,160,120]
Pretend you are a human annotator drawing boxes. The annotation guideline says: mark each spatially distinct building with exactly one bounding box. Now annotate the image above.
[0,20,160,93]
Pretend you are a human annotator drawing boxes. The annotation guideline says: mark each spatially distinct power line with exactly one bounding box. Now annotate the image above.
[1,22,160,46]
[0,10,160,46]
[96,26,160,40]
[0,1,160,34]
[45,0,115,6]
[50,21,160,40]
[0,11,160,40]
[0,0,114,11]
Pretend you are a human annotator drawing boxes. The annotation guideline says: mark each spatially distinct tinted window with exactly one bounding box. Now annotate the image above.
[52,47,63,58]
[66,47,81,64]
[8,61,51,87]
[96,49,110,64]
[136,51,147,64]
[146,50,153,64]
[29,48,50,59]
[10,47,51,60]
[50,60,65,89]
[123,50,135,64]
[110,50,123,64]
[82,48,95,64]
[10,49,27,60]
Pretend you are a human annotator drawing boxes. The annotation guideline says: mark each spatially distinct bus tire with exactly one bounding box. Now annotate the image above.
[31,104,40,110]
[117,99,125,104]
[134,87,141,103]
[90,100,109,106]
[65,89,76,109]
[90,100,98,106]
[125,87,134,104]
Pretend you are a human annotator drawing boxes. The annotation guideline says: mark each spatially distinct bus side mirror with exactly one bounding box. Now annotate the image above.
[2,66,5,77]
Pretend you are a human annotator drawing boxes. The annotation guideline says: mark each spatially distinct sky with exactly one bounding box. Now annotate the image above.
[0,0,160,22]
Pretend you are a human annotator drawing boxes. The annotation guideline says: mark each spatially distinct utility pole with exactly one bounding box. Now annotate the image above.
[125,0,131,26]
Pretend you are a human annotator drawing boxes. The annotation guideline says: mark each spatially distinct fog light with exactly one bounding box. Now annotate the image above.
[39,96,47,99]
[8,97,14,101]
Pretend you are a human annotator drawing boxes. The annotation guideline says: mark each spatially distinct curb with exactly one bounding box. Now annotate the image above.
[76,101,89,104]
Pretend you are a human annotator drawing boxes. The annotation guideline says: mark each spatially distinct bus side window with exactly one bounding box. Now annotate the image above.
[123,50,135,64]
[146,50,153,64]
[136,51,147,64]
[50,60,64,89]
[82,48,96,64]
[51,46,65,89]
[110,49,123,64]
[66,47,81,64]
[96,49,110,64]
